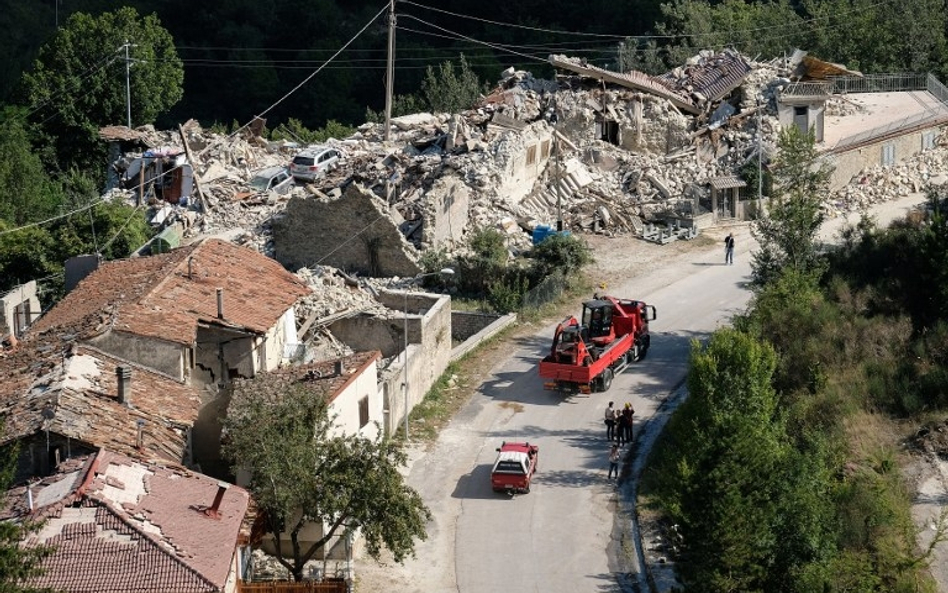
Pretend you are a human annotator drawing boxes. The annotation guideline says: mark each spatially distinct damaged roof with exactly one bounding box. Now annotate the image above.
[231,350,381,410]
[30,238,311,346]
[0,332,200,463]
[4,449,248,593]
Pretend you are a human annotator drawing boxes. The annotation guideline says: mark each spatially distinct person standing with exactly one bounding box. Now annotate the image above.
[608,444,620,480]
[622,402,635,444]
[604,401,616,441]
[724,233,735,265]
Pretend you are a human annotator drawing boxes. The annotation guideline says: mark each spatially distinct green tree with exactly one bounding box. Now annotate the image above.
[751,126,832,287]
[0,442,55,592]
[421,54,484,114]
[670,329,786,591]
[223,378,431,582]
[20,7,183,177]
[651,0,808,67]
[0,109,64,227]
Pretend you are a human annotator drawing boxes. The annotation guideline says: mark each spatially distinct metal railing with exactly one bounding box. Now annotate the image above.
[828,73,928,94]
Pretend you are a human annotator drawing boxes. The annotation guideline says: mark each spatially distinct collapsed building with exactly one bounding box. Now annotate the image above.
[87,48,948,366]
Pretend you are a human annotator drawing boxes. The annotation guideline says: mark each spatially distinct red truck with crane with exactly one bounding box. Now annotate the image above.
[539,295,656,394]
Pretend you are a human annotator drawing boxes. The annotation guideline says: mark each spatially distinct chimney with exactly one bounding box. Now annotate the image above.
[26,484,33,513]
[334,360,343,376]
[116,366,132,405]
[204,481,230,519]
[136,419,145,449]
[216,287,224,320]
[188,256,194,280]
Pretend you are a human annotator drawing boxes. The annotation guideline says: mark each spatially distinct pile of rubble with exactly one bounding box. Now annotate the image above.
[103,48,948,279]
[829,139,948,215]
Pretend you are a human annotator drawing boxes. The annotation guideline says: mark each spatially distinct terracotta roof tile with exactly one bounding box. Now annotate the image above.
[231,351,381,408]
[31,238,310,345]
[0,334,200,463]
[10,450,249,593]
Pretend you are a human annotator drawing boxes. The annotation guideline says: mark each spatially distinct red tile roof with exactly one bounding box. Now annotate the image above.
[31,238,310,346]
[0,332,200,463]
[231,351,381,408]
[8,450,249,593]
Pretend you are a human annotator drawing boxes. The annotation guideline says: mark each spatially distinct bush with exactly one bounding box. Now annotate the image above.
[530,233,592,279]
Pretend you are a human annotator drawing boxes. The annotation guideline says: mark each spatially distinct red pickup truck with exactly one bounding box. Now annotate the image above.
[490,442,539,494]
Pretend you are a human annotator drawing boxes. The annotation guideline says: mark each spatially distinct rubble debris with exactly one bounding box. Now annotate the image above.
[99,48,946,279]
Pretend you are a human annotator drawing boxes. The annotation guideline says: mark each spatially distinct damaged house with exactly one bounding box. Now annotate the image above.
[2,449,249,593]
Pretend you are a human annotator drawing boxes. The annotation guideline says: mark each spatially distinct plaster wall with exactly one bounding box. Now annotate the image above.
[89,330,186,382]
[491,127,554,205]
[824,126,941,190]
[327,358,382,441]
[0,281,40,337]
[352,291,451,437]
[422,176,470,249]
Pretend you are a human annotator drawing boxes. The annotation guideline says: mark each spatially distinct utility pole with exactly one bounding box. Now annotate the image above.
[555,135,563,231]
[757,95,764,216]
[123,40,133,128]
[384,0,395,143]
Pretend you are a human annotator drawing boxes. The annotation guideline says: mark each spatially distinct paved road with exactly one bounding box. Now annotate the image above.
[370,193,927,593]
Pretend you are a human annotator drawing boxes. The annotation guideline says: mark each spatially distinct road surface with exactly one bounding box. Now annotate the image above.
[356,192,928,593]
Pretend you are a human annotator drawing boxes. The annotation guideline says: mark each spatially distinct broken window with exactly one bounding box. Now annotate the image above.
[923,130,936,150]
[359,396,369,428]
[526,145,537,167]
[882,142,896,167]
[12,301,30,337]
[601,120,619,145]
[541,139,551,159]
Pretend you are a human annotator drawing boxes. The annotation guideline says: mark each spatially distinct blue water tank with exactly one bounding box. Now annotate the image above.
[532,225,571,245]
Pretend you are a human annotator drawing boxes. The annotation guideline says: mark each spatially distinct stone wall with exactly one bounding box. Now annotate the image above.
[271,183,421,278]
[451,311,504,341]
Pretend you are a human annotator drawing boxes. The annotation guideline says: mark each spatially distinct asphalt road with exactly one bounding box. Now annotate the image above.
[365,192,928,593]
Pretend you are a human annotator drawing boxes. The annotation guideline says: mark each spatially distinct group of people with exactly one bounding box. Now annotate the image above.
[604,400,634,480]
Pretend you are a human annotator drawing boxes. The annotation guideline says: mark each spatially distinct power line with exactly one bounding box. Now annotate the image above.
[399,15,549,65]
[401,1,630,39]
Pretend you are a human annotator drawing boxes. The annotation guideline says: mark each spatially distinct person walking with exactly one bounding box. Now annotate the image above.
[724,233,735,265]
[608,444,620,480]
[604,401,616,441]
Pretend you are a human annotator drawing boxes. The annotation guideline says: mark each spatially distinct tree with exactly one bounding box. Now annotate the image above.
[420,54,484,114]
[0,442,55,592]
[751,126,832,287]
[0,109,63,227]
[20,7,183,177]
[223,379,431,581]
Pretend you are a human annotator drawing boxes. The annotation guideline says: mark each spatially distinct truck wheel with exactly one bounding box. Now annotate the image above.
[638,345,649,361]
[601,368,614,392]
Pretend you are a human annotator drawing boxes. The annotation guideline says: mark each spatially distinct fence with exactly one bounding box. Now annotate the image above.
[521,269,568,312]
[824,72,948,152]
[237,580,348,593]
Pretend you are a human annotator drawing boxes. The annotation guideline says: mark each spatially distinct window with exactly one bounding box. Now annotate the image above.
[601,120,619,145]
[541,139,551,159]
[882,143,896,167]
[526,145,537,166]
[923,130,936,150]
[359,396,369,428]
